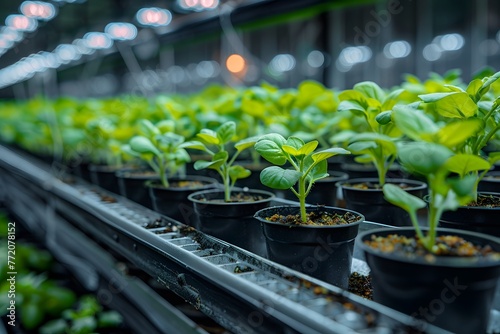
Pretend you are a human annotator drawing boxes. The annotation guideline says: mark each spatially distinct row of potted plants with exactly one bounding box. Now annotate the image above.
[1,69,500,332]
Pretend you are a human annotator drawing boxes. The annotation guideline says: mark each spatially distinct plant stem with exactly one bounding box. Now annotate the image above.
[298,176,307,223]
[159,159,169,188]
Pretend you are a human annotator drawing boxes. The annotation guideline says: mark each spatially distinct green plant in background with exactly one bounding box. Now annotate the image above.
[182,121,258,201]
[255,134,350,223]
[417,70,500,156]
[336,81,405,185]
[382,142,490,253]
[123,119,191,188]
[40,295,122,334]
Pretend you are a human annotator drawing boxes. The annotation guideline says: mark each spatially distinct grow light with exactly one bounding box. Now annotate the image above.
[136,8,172,27]
[5,14,38,32]
[307,50,325,68]
[83,32,113,49]
[269,54,296,73]
[105,22,137,41]
[226,54,246,74]
[178,0,219,11]
[383,40,411,59]
[20,1,57,21]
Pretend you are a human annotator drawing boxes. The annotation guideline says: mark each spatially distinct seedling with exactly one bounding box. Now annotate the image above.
[254,134,350,223]
[383,142,491,253]
[122,119,191,188]
[182,121,258,201]
[336,81,404,185]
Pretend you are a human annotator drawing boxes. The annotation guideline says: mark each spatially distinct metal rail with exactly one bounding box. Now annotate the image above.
[0,145,447,333]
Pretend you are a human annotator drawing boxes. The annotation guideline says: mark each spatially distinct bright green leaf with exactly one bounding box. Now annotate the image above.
[354,81,386,101]
[234,136,259,152]
[255,139,287,165]
[466,79,484,101]
[180,141,208,152]
[308,159,328,182]
[422,92,478,118]
[216,121,236,144]
[298,140,318,156]
[197,130,220,145]
[282,144,300,156]
[398,142,454,176]
[436,119,483,148]
[260,166,301,190]
[229,165,251,184]
[392,105,439,140]
[311,147,350,162]
[194,159,225,171]
[383,183,426,214]
[444,154,491,177]
[129,136,161,156]
[348,141,377,153]
[285,136,305,150]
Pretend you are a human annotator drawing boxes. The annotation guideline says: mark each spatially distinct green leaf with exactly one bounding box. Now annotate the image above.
[138,119,160,137]
[436,119,483,148]
[285,136,305,150]
[260,166,301,190]
[98,311,123,328]
[282,144,300,156]
[20,303,45,329]
[197,130,220,145]
[466,79,484,101]
[234,136,259,152]
[392,105,439,140]
[398,142,454,176]
[40,319,68,334]
[308,159,329,182]
[70,316,97,334]
[447,174,478,198]
[354,81,386,101]
[156,120,175,133]
[194,159,225,171]
[216,121,236,144]
[129,136,161,156]
[419,92,455,103]
[348,141,377,153]
[337,100,366,115]
[255,138,287,165]
[180,140,208,152]
[444,154,491,177]
[298,140,318,156]
[375,110,392,125]
[311,147,350,162]
[383,183,426,214]
[229,165,251,184]
[421,92,478,118]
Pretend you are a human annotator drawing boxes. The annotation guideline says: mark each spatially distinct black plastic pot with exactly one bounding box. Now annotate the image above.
[358,227,500,334]
[282,171,348,206]
[146,176,218,225]
[115,169,159,209]
[188,189,275,257]
[340,163,403,179]
[254,206,364,289]
[338,178,427,226]
[74,162,92,182]
[478,172,500,193]
[439,192,500,237]
[233,161,273,191]
[89,164,122,194]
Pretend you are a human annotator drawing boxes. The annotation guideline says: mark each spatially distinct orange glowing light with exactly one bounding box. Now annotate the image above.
[226,54,246,74]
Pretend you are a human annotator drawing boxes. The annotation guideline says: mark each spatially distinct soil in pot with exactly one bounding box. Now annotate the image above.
[188,189,275,257]
[338,178,427,226]
[254,206,364,289]
[440,192,500,237]
[359,227,500,334]
[115,169,159,209]
[146,176,218,225]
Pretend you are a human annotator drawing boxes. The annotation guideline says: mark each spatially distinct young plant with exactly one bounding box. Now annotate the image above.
[122,119,191,188]
[182,121,258,202]
[382,142,491,253]
[336,81,405,185]
[417,70,500,156]
[254,134,350,223]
